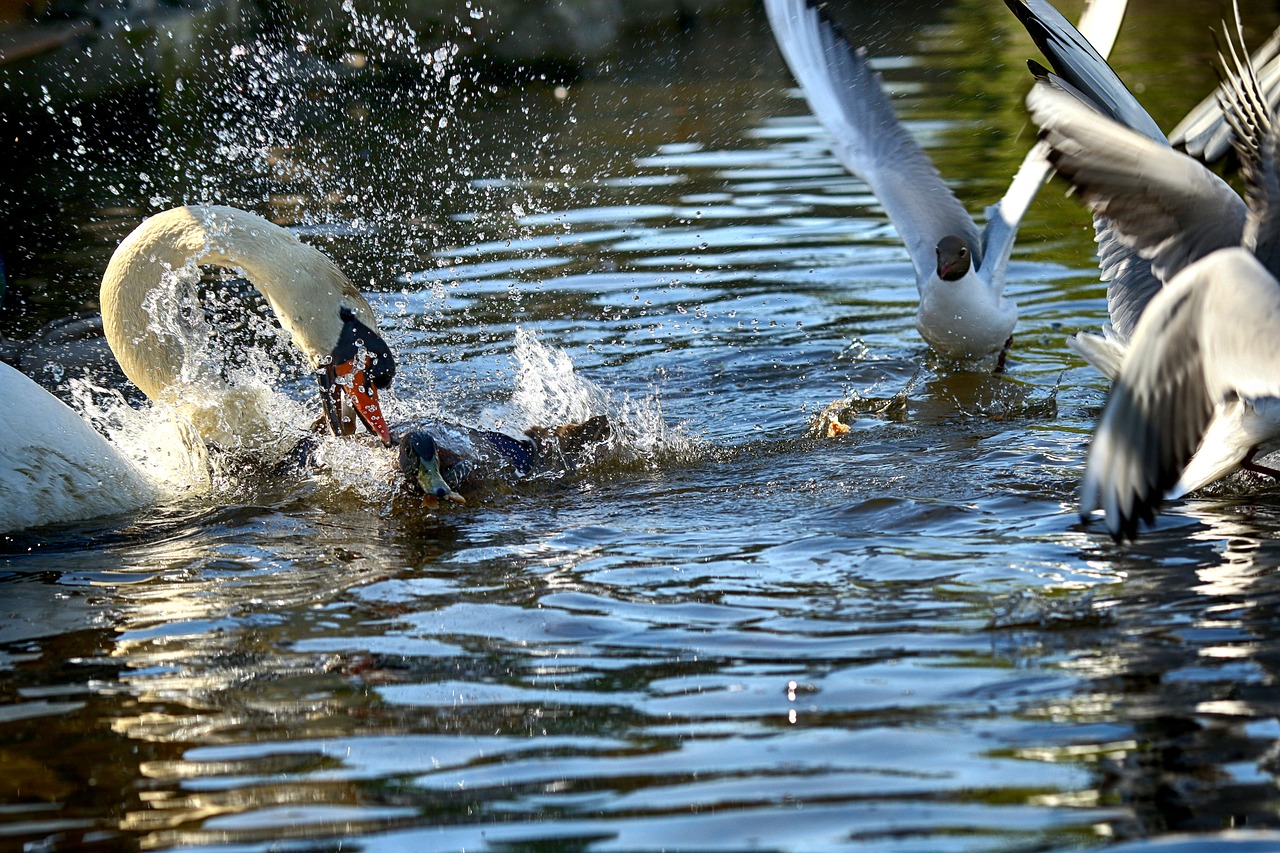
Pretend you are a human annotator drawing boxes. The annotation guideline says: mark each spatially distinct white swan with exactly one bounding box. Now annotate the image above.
[1,204,396,534]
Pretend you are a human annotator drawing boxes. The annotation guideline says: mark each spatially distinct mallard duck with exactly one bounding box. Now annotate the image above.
[397,416,611,506]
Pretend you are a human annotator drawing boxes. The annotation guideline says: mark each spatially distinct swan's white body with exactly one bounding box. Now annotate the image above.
[0,361,155,533]
[1,205,392,534]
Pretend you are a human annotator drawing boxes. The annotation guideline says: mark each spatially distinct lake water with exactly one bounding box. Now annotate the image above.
[6,1,1280,850]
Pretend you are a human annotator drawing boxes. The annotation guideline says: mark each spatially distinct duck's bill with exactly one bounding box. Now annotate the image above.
[421,493,468,509]
[416,456,467,506]
[320,357,392,446]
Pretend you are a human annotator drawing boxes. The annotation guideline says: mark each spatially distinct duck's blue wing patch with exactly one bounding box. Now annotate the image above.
[477,430,537,475]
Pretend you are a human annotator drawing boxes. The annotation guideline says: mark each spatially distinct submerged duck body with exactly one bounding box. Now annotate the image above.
[397,416,612,505]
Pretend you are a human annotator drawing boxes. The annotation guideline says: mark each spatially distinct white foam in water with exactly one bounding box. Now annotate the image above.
[65,379,212,497]
[308,432,398,501]
[57,310,695,507]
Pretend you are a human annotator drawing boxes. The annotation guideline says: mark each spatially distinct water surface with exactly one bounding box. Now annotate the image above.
[5,1,1280,850]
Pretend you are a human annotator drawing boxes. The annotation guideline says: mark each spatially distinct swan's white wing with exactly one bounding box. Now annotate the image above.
[1170,26,1280,161]
[1027,81,1247,286]
[764,0,981,285]
[1004,0,1164,143]
[981,0,1129,289]
[1080,249,1280,539]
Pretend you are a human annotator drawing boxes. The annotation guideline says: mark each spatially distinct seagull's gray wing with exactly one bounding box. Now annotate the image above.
[1217,19,1280,275]
[1092,212,1165,341]
[1081,248,1280,539]
[981,0,1129,287]
[1027,81,1247,286]
[1005,0,1164,143]
[764,0,981,284]
[1028,68,1165,340]
[1241,105,1280,274]
[1006,0,1169,340]
[1170,25,1280,162]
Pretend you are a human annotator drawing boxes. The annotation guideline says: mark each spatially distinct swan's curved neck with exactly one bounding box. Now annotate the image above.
[100,205,378,412]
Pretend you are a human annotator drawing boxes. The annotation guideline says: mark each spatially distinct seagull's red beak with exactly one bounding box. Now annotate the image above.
[321,354,392,446]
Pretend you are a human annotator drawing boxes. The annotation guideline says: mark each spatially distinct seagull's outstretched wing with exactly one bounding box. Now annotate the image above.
[981,0,1129,288]
[1027,81,1247,286]
[1216,16,1280,274]
[764,0,981,286]
[1004,0,1163,142]
[1006,0,1169,341]
[1081,249,1280,539]
[1171,25,1280,162]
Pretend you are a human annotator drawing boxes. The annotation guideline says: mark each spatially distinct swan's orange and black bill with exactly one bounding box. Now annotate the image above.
[320,356,392,446]
[321,307,397,446]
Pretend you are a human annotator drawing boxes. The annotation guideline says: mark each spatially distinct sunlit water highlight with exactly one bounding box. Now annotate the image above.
[6,2,1280,851]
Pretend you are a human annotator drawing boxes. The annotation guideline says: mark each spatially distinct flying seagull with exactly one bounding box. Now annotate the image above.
[764,0,1126,365]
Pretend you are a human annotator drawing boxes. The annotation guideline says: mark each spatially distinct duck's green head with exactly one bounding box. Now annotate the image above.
[398,430,466,506]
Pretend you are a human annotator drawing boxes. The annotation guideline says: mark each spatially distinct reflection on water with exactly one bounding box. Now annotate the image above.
[6,0,1280,850]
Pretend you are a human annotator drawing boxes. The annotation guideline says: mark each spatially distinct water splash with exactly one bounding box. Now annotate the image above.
[142,0,532,277]
[138,261,314,451]
[59,257,326,500]
[481,327,700,469]
[308,431,397,501]
[64,378,211,497]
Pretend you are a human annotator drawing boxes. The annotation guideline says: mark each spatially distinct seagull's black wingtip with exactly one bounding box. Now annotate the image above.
[1003,0,1031,25]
